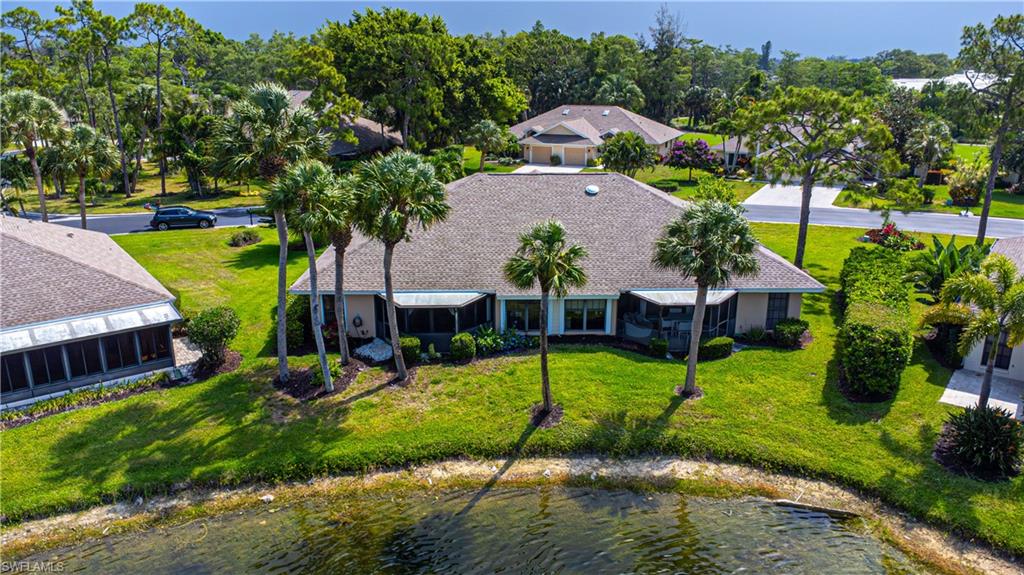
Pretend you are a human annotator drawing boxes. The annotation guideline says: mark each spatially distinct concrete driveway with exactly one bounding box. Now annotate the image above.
[941,369,1023,419]
[513,163,585,174]
[743,184,844,208]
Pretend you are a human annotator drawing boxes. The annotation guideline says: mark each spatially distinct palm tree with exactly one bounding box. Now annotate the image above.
[924,253,1024,407]
[503,220,588,418]
[465,119,508,173]
[355,150,450,382]
[278,160,337,391]
[0,89,62,222]
[221,82,329,384]
[595,74,645,111]
[653,200,760,397]
[63,125,118,230]
[305,173,358,366]
[598,131,657,178]
[908,119,954,189]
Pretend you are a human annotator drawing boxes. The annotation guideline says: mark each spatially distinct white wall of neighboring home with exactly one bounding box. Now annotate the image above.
[963,339,1024,383]
[733,292,804,334]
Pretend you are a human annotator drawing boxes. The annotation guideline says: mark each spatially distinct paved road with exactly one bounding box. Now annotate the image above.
[743,204,1023,239]
[37,207,263,235]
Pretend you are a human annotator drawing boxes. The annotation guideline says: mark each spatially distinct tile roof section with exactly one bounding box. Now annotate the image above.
[0,217,174,328]
[291,173,824,297]
[510,105,682,146]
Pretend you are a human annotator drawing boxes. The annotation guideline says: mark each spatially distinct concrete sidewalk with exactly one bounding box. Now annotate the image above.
[743,184,844,207]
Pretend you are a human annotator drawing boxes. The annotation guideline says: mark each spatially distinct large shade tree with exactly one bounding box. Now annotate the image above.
[653,200,760,397]
[924,253,1024,407]
[355,150,450,382]
[63,124,118,230]
[0,89,62,222]
[504,220,588,421]
[957,15,1024,244]
[737,86,899,268]
[223,82,329,384]
[598,131,658,178]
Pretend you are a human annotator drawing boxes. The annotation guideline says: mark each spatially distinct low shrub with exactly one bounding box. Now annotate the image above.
[425,343,441,362]
[649,337,668,357]
[773,318,809,349]
[550,154,562,166]
[399,335,422,364]
[936,405,1023,479]
[653,180,678,193]
[922,188,936,204]
[228,228,261,247]
[924,323,964,369]
[473,327,503,356]
[450,332,477,361]
[311,360,340,389]
[586,157,600,167]
[285,295,309,353]
[744,326,767,343]
[189,306,241,366]
[698,336,733,361]
[837,301,913,399]
[0,372,170,425]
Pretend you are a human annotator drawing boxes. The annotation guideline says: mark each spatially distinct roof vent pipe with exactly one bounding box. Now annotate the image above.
[602,110,610,116]
[585,185,599,196]
[562,109,570,115]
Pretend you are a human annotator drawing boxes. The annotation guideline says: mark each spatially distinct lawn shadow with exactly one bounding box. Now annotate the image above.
[454,422,537,518]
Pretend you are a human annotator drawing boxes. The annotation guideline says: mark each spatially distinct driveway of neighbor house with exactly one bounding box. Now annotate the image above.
[940,370,1023,420]
[742,184,845,208]
[512,163,585,174]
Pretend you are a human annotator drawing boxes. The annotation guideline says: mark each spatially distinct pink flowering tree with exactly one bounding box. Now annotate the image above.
[667,139,717,181]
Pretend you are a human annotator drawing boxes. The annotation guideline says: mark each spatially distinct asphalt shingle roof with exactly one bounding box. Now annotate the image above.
[992,235,1024,272]
[290,173,824,297]
[510,105,682,146]
[0,217,174,328]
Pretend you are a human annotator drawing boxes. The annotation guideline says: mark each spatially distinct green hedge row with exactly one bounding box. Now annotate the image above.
[837,247,913,399]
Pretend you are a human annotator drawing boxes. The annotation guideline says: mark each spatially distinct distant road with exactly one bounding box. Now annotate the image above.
[743,205,1023,239]
[35,207,262,235]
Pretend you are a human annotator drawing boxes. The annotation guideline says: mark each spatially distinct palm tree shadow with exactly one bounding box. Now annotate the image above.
[455,422,537,518]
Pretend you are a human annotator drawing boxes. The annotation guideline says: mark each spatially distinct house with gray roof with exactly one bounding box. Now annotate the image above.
[290,173,824,353]
[287,90,402,159]
[509,105,683,166]
[961,235,1024,384]
[0,217,181,408]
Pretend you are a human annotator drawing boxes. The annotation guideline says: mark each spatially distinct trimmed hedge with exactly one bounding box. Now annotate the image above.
[649,338,668,357]
[400,335,421,364]
[450,332,476,361]
[773,318,809,349]
[837,247,912,399]
[698,336,734,361]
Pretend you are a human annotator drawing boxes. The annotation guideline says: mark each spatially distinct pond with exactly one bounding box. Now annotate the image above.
[29,487,927,574]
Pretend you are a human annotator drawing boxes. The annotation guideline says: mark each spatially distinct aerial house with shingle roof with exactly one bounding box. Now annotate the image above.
[0,217,181,408]
[290,173,824,353]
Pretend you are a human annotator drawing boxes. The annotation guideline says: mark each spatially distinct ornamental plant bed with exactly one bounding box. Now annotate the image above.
[191,350,243,382]
[273,358,380,402]
[933,422,1021,482]
[864,224,925,251]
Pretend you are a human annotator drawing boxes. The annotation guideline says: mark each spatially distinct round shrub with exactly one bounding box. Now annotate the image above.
[649,337,669,357]
[449,332,476,362]
[698,336,734,361]
[473,327,503,356]
[937,405,1023,479]
[400,335,421,364]
[188,306,241,365]
[773,318,809,349]
[228,228,261,247]
[550,154,562,166]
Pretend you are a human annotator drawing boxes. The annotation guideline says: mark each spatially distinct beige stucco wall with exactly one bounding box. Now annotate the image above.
[733,293,804,334]
[963,340,1024,383]
[789,293,803,319]
[342,294,376,339]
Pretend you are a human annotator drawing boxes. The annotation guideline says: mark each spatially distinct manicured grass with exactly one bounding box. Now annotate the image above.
[677,131,725,147]
[462,146,519,174]
[834,178,1024,220]
[629,164,763,202]
[1,225,1022,556]
[19,161,266,215]
[953,142,988,163]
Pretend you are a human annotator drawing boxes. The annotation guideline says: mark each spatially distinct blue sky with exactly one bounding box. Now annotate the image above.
[7,1,1019,58]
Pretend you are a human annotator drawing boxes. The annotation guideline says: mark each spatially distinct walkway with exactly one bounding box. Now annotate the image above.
[743,184,844,208]
[940,370,1023,419]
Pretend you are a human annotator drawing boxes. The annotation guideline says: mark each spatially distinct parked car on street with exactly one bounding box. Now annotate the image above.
[149,206,217,231]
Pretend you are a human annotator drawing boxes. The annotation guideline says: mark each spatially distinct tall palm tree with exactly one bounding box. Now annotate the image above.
[924,253,1024,407]
[503,220,588,418]
[221,82,329,384]
[63,125,118,230]
[278,160,337,392]
[653,200,760,397]
[595,74,645,111]
[908,119,954,190]
[0,89,62,222]
[465,119,508,173]
[354,150,450,382]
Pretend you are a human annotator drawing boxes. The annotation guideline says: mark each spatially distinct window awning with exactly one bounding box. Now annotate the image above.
[0,302,181,354]
[382,292,487,309]
[629,290,737,307]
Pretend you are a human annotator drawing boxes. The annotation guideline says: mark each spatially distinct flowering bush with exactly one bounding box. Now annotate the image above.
[667,139,716,180]
[865,223,924,251]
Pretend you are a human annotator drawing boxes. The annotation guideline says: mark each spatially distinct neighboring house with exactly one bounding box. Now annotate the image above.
[290,173,824,352]
[962,235,1024,383]
[891,71,997,92]
[509,105,683,166]
[286,90,402,159]
[0,217,181,408]
[713,136,756,171]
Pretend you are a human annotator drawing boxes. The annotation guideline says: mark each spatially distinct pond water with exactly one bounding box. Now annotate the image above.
[31,487,926,574]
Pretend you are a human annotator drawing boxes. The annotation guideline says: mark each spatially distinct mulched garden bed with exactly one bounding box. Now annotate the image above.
[932,422,1020,482]
[530,403,564,428]
[191,350,242,382]
[273,358,374,401]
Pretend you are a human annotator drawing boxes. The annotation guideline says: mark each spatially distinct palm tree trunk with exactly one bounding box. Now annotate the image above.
[332,232,352,365]
[274,209,290,383]
[78,174,88,230]
[156,40,167,197]
[683,285,708,395]
[979,335,1000,408]
[733,135,744,172]
[917,162,929,189]
[304,231,333,392]
[383,243,408,381]
[479,147,486,173]
[794,175,814,269]
[26,144,47,222]
[539,290,552,413]
[975,113,1009,245]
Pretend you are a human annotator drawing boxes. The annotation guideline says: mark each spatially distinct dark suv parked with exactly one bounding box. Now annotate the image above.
[149,206,217,231]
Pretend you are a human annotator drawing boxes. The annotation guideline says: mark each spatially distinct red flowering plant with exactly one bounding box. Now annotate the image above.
[864,214,924,251]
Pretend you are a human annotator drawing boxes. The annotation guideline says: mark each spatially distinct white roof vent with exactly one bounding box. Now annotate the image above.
[585,185,599,196]
[562,108,570,115]
[602,110,610,116]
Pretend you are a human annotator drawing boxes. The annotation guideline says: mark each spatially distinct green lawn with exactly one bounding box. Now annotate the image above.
[462,146,519,174]
[19,161,266,215]
[953,143,988,163]
[677,131,725,148]
[835,178,1024,219]
[629,164,763,202]
[1,225,1022,556]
